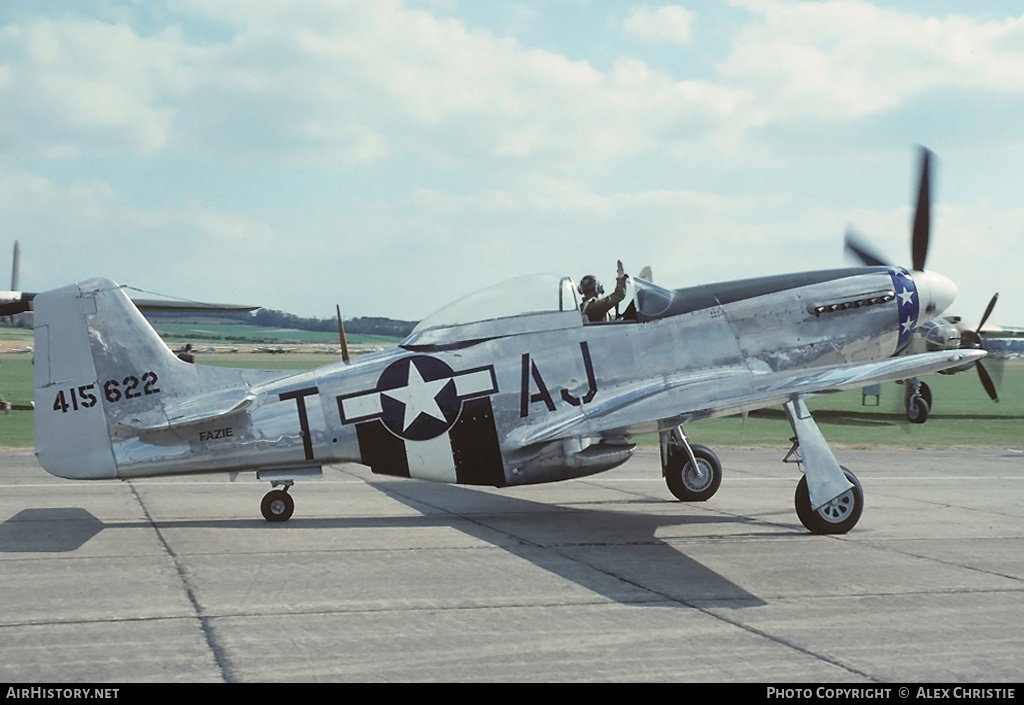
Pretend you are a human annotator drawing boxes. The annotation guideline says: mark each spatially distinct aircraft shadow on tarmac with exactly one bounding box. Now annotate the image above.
[2,481,768,609]
[0,507,104,552]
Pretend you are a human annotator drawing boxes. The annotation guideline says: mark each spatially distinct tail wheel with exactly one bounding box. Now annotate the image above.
[795,467,863,534]
[665,444,722,502]
[261,489,294,522]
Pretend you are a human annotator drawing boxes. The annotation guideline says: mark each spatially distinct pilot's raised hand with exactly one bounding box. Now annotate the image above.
[616,260,626,280]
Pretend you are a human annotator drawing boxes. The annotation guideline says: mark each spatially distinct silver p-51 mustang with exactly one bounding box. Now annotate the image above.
[31,151,981,535]
[33,264,978,535]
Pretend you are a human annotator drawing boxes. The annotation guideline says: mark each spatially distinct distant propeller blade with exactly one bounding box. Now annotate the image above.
[844,229,891,267]
[975,360,999,402]
[912,147,932,271]
[11,241,19,291]
[961,293,999,350]
[976,292,998,333]
[6,241,21,324]
[972,292,1001,403]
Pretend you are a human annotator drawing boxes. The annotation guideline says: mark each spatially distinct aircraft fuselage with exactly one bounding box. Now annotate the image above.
[35,266,938,487]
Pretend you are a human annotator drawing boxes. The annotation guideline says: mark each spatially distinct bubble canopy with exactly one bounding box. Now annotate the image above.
[412,274,580,334]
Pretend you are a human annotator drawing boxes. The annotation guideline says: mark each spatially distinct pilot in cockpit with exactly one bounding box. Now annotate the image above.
[579,260,628,323]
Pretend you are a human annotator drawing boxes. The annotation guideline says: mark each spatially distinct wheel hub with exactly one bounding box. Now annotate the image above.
[683,460,712,492]
[818,489,854,523]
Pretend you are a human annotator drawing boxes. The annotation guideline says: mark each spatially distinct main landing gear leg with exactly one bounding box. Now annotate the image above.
[660,425,722,502]
[783,399,864,534]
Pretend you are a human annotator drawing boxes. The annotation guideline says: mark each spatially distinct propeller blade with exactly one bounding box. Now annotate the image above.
[912,147,932,271]
[975,359,999,402]
[337,304,351,363]
[844,229,891,267]
[6,242,21,324]
[960,292,999,350]
[11,241,20,291]
[976,292,998,334]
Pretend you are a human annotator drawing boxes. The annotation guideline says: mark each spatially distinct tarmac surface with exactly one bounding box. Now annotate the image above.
[2,447,1022,683]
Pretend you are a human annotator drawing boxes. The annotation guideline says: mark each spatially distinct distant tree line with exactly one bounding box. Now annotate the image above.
[343,316,419,338]
[252,309,417,337]
[146,310,418,338]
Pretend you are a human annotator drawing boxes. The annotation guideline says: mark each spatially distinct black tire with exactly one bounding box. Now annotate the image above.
[665,444,722,502]
[906,395,930,424]
[795,467,863,534]
[919,381,933,409]
[261,489,294,522]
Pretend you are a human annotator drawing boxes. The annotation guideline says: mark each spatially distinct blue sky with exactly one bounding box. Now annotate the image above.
[1,0,1022,324]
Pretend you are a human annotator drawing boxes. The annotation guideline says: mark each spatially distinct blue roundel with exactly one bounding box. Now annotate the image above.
[890,268,920,351]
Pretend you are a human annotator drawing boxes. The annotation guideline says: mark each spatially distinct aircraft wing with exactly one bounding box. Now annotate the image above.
[0,291,258,316]
[507,349,987,448]
[128,298,259,313]
[982,337,1024,359]
[981,326,1024,338]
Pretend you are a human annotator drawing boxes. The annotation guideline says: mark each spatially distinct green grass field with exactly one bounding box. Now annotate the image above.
[151,321,399,346]
[666,364,1024,449]
[4,347,1022,450]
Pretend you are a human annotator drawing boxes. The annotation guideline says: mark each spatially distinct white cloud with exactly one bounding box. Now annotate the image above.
[0,166,276,298]
[722,0,1024,123]
[0,18,184,156]
[624,5,697,44]
[5,1,1024,168]
[0,2,747,168]
[3,1,1024,321]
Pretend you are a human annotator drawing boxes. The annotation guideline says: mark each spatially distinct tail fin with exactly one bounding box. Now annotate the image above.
[33,278,257,479]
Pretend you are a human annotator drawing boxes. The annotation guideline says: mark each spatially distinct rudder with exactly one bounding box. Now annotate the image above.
[33,278,207,479]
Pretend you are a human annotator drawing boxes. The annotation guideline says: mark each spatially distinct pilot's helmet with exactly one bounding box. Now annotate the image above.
[578,275,603,297]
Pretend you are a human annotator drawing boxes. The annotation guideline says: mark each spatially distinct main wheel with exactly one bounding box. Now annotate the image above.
[906,395,930,424]
[794,467,863,534]
[665,444,722,502]
[261,489,294,522]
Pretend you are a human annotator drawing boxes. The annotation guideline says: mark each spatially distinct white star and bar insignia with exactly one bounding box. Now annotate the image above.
[338,355,498,442]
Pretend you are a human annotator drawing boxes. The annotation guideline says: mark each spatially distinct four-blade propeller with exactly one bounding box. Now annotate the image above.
[845,147,1000,404]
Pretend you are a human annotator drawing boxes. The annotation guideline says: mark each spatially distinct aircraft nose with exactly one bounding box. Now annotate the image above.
[913,270,957,323]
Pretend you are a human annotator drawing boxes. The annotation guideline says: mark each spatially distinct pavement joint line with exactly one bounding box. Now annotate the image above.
[127,481,237,684]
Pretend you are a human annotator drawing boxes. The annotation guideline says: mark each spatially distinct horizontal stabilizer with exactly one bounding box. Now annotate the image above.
[115,387,256,432]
